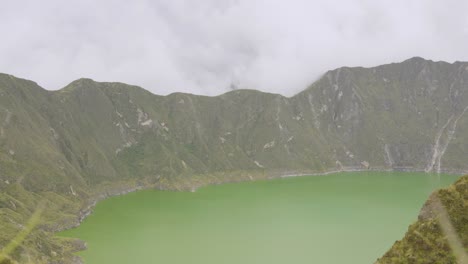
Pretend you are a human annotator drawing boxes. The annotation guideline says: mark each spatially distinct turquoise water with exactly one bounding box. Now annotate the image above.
[60,172,460,264]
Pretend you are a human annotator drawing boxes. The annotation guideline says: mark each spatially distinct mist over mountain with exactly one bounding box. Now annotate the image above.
[2,0,468,96]
[0,57,468,263]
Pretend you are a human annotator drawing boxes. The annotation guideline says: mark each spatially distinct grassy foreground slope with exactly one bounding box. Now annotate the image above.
[0,57,468,263]
[376,175,467,264]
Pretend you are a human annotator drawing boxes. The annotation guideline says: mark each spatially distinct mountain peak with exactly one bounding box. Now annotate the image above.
[403,56,428,63]
[60,78,100,93]
[68,77,98,87]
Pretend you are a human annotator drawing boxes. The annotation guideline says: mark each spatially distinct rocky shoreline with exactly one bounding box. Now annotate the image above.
[63,166,466,234]
[56,166,466,264]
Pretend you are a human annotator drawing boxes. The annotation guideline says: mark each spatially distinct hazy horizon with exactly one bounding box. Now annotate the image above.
[1,0,467,96]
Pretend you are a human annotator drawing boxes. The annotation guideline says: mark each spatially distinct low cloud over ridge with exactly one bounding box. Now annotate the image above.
[1,0,467,96]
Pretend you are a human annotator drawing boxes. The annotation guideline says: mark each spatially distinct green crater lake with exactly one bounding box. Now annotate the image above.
[60,172,460,264]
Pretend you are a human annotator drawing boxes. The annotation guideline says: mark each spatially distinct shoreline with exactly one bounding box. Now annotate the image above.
[66,166,466,229]
[60,167,467,262]
[279,167,467,178]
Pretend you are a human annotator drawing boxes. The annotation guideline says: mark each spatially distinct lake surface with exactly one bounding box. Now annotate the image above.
[60,172,460,264]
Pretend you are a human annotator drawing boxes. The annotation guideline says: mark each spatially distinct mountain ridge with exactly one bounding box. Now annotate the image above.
[4,56,467,98]
[0,57,467,263]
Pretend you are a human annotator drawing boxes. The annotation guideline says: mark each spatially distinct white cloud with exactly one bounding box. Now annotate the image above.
[0,0,467,96]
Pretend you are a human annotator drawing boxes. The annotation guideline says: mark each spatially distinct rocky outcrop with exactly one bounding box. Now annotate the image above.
[376,175,468,264]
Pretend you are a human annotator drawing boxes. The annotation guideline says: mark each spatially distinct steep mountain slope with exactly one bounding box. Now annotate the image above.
[0,57,467,263]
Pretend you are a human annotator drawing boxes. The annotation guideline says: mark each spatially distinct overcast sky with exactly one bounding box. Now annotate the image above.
[1,0,467,96]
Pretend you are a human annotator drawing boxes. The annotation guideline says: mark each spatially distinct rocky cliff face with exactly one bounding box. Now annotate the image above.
[0,57,468,263]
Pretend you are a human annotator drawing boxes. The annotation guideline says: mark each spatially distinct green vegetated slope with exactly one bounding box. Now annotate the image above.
[376,175,468,264]
[0,57,468,263]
